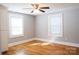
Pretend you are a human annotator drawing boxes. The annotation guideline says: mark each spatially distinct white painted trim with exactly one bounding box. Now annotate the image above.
[8,38,36,47]
[51,41,79,47]
[35,38,79,47]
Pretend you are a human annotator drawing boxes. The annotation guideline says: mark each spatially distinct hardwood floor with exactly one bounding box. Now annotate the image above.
[2,40,79,55]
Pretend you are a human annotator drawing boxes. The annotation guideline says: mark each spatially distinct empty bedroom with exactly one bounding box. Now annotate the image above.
[0,3,79,55]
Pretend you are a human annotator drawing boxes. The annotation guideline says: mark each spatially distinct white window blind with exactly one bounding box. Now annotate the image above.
[49,13,63,37]
[9,13,24,37]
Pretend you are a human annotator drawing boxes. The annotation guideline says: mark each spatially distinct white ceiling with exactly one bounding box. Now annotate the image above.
[1,3,79,15]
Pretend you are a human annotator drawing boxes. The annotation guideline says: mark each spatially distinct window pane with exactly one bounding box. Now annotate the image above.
[9,13,24,37]
[11,27,23,35]
[49,13,63,37]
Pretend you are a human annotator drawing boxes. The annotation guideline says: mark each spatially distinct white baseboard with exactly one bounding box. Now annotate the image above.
[8,38,79,48]
[8,38,36,47]
[51,41,79,47]
[35,38,79,47]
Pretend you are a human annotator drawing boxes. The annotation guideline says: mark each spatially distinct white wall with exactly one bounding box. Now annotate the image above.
[0,5,9,52]
[35,15,48,39]
[35,7,79,44]
[58,7,79,43]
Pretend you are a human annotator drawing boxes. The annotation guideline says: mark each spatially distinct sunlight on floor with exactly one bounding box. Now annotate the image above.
[29,42,51,46]
[15,49,26,55]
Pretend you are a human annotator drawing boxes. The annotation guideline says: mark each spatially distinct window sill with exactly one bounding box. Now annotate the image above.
[10,35,24,38]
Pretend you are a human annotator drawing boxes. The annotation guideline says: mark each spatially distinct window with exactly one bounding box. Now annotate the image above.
[9,13,24,38]
[48,13,63,37]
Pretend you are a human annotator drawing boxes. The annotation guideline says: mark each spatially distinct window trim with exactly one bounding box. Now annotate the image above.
[48,13,64,37]
[9,12,24,38]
